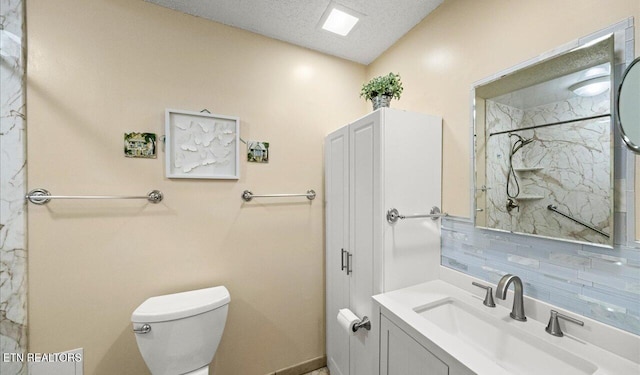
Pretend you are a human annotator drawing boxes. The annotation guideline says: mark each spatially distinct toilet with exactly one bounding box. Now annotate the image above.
[131,286,230,375]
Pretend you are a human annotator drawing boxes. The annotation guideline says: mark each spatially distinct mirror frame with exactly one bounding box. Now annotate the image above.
[617,57,640,153]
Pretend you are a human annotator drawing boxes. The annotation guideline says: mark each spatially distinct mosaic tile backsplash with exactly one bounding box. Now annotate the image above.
[441,217,640,335]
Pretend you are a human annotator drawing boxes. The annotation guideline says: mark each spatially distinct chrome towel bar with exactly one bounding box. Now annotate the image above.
[241,189,316,202]
[25,188,164,205]
[386,206,448,223]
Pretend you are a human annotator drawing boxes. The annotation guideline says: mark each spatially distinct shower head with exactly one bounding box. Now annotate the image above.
[521,137,534,146]
[509,133,534,146]
[509,133,534,155]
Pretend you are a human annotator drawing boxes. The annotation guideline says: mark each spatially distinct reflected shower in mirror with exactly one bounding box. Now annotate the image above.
[474,36,614,247]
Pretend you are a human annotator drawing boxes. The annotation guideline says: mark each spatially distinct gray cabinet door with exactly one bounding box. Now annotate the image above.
[380,316,448,375]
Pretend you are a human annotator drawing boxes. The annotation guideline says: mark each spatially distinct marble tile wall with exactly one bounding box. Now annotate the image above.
[484,90,612,246]
[519,93,611,244]
[0,0,27,374]
[484,101,524,231]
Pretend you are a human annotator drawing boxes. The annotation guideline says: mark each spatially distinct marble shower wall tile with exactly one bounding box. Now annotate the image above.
[483,90,612,246]
[0,0,27,374]
[484,101,523,231]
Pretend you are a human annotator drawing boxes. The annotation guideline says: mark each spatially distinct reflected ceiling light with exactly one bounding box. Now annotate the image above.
[569,76,610,97]
[322,8,359,36]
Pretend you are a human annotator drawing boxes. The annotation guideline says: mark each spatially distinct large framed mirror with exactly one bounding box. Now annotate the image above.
[474,36,614,247]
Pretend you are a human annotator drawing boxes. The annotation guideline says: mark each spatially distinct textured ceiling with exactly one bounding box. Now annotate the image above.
[145,0,444,65]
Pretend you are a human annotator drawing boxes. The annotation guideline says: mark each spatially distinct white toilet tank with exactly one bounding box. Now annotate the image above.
[131,286,230,375]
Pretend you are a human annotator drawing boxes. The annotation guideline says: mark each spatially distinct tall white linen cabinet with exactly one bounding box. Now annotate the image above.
[324,108,443,375]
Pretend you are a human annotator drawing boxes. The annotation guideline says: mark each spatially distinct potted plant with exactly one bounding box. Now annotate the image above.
[360,72,403,110]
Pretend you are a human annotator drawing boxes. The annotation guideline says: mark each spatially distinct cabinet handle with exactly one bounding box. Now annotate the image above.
[346,252,353,275]
[341,248,346,271]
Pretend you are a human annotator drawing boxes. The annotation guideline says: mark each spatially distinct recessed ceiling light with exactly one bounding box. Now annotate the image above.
[322,8,359,36]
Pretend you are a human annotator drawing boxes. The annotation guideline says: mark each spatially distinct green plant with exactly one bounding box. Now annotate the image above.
[360,72,403,101]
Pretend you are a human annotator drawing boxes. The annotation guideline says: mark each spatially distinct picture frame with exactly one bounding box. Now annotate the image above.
[247,140,269,163]
[124,132,157,158]
[165,109,240,179]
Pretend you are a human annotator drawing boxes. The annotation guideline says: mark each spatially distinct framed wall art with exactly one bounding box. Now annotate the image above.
[165,109,240,179]
[124,132,157,158]
[247,140,269,163]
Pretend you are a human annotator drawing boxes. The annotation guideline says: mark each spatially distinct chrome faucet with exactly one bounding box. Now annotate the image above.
[496,274,527,321]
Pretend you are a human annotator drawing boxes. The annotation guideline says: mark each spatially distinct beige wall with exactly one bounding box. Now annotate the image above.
[26,0,365,374]
[367,0,640,217]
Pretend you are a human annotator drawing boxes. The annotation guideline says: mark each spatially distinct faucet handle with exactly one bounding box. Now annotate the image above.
[472,282,496,307]
[545,310,584,337]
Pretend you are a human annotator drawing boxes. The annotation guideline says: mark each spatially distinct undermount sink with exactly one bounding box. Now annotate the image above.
[414,298,598,375]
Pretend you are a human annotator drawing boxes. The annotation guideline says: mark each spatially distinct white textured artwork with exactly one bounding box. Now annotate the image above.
[165,110,240,179]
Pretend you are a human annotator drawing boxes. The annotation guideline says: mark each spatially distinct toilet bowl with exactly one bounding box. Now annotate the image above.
[131,286,230,375]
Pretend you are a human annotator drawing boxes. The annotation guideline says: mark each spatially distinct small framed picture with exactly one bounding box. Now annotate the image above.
[247,141,269,163]
[165,109,240,179]
[124,132,157,158]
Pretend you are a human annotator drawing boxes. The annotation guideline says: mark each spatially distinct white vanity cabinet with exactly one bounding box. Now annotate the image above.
[380,314,474,375]
[325,108,442,375]
[380,315,448,375]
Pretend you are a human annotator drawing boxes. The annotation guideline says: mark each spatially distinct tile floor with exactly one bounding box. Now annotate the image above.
[302,367,329,375]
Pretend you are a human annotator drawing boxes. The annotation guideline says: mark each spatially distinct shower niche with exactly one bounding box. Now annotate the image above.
[474,36,614,247]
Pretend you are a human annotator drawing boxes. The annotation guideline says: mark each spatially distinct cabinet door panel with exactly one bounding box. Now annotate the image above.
[325,127,350,375]
[350,119,376,314]
[349,114,381,375]
[381,316,448,375]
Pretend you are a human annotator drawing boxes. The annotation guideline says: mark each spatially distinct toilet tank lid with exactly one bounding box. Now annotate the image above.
[131,286,230,323]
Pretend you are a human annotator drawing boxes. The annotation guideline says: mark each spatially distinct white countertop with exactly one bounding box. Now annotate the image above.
[373,279,640,375]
